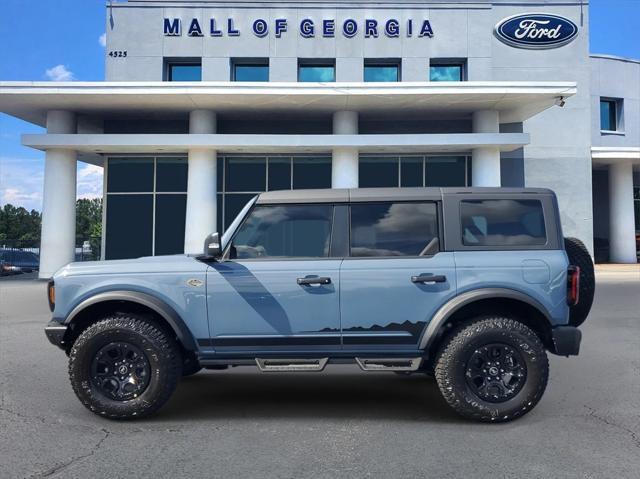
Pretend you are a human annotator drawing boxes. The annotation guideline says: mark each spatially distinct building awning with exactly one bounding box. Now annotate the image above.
[22,132,530,156]
[0,81,577,125]
[592,147,640,166]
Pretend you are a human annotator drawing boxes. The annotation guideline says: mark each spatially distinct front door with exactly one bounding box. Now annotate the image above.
[339,201,457,350]
[206,203,341,353]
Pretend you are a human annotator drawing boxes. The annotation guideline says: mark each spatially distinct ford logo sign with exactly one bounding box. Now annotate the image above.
[494,13,578,49]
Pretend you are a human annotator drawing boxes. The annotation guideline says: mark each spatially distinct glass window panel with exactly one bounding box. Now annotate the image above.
[425,157,467,187]
[364,65,399,82]
[168,64,201,81]
[268,158,291,191]
[359,157,399,188]
[107,158,154,193]
[350,202,438,257]
[225,157,266,192]
[430,65,462,81]
[231,205,333,259]
[461,199,546,246]
[217,157,224,191]
[225,194,256,229]
[155,194,187,255]
[217,194,223,234]
[156,157,188,192]
[234,64,269,82]
[293,157,332,189]
[400,157,423,187]
[105,195,153,259]
[600,100,617,131]
[298,65,335,82]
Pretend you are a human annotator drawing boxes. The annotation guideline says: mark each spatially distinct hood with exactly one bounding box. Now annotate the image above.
[53,254,208,278]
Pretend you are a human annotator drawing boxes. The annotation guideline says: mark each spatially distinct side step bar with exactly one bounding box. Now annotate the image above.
[355,357,422,372]
[255,358,329,372]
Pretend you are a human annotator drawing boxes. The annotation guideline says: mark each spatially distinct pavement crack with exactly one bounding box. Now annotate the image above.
[29,428,111,479]
[584,405,640,449]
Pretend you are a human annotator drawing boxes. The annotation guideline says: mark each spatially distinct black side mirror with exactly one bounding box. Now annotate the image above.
[203,232,221,259]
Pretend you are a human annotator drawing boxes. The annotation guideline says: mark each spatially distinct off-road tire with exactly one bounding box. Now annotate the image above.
[564,237,595,327]
[68,314,182,419]
[434,317,549,422]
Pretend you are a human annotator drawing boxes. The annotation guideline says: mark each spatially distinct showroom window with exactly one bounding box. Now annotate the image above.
[298,59,336,82]
[105,157,188,259]
[165,59,202,81]
[364,59,400,82]
[600,98,623,132]
[217,155,332,232]
[430,59,466,81]
[359,155,470,188]
[232,59,269,81]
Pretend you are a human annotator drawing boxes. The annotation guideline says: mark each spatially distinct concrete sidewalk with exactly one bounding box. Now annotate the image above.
[595,263,640,281]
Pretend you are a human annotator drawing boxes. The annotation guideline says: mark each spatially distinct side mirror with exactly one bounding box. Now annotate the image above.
[203,232,221,258]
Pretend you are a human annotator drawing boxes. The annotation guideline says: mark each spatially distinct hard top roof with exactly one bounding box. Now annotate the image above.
[255,187,554,204]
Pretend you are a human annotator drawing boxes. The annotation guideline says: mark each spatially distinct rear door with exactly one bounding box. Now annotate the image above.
[339,201,457,350]
[206,203,342,353]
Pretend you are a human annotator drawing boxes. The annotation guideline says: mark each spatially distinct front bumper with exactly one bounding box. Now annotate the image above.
[550,326,582,356]
[44,320,68,350]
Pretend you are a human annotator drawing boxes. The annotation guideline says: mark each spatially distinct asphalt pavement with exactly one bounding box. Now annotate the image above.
[0,273,638,478]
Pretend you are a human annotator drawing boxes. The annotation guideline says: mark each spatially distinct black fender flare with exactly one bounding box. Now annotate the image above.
[418,288,553,352]
[64,290,197,351]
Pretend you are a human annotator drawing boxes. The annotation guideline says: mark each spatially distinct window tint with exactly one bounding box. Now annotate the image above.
[106,195,153,259]
[359,157,399,187]
[461,199,546,246]
[430,63,464,81]
[155,194,187,255]
[233,62,269,82]
[167,63,202,81]
[364,64,400,82]
[350,202,438,257]
[600,99,618,131]
[293,157,331,189]
[231,205,333,259]
[107,158,154,193]
[298,62,335,82]
[156,157,188,192]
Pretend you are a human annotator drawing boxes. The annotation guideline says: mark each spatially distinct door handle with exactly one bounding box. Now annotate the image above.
[411,274,447,284]
[297,277,332,286]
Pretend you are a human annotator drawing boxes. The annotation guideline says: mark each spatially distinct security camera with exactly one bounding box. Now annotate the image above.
[555,96,566,107]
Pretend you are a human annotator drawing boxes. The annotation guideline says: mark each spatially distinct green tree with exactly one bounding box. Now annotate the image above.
[0,204,41,244]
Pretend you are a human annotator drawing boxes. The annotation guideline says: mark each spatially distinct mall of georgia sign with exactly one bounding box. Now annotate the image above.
[494,13,578,49]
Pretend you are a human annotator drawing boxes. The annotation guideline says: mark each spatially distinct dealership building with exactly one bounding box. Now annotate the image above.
[0,0,638,278]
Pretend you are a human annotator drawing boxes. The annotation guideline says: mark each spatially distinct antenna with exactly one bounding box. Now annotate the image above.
[109,0,115,30]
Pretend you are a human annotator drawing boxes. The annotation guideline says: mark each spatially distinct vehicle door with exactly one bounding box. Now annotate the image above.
[339,201,457,350]
[206,203,342,353]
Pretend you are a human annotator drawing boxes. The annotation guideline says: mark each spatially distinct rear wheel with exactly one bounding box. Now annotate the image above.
[434,317,548,422]
[564,237,595,327]
[68,314,182,419]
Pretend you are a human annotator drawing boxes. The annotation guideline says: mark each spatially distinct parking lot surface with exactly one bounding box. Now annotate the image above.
[1,273,639,478]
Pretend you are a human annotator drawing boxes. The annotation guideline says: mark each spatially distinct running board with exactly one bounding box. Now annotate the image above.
[355,357,422,372]
[255,358,329,372]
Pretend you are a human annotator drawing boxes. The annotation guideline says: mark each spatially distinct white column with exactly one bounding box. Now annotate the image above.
[184,110,217,254]
[472,110,501,187]
[39,111,77,278]
[608,161,637,263]
[332,111,359,188]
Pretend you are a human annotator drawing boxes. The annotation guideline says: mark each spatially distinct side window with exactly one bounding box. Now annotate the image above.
[230,204,333,259]
[350,202,439,257]
[460,199,546,246]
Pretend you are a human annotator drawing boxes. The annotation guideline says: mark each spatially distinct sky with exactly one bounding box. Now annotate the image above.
[1,0,639,212]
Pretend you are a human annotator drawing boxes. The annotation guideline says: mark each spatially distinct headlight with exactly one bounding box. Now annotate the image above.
[47,280,55,312]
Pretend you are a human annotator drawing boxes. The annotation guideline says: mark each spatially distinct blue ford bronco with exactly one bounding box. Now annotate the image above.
[45,188,594,422]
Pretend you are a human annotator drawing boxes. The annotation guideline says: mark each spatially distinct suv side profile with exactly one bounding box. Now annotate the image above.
[45,188,594,422]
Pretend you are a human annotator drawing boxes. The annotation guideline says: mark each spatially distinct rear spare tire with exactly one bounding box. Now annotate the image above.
[564,237,595,327]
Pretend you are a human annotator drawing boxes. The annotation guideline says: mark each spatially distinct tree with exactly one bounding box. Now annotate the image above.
[0,204,41,244]
[75,198,103,241]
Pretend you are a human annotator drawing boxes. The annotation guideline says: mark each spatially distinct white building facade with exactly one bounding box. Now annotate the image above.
[0,0,638,278]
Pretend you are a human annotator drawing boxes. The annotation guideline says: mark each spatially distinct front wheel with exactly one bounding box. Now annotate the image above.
[68,315,182,419]
[434,317,549,422]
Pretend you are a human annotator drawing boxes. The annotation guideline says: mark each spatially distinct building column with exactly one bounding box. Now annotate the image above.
[332,111,359,188]
[39,110,77,278]
[472,110,501,186]
[184,110,217,254]
[608,161,637,263]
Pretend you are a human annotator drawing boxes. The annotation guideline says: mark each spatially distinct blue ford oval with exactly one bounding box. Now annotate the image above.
[495,13,578,49]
